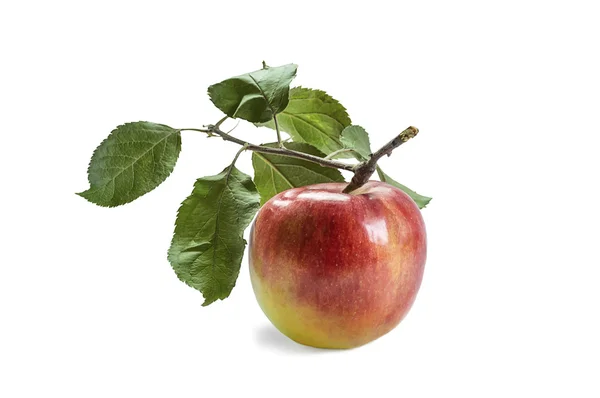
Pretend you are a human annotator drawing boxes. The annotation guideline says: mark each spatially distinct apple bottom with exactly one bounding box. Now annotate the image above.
[250,265,419,349]
[250,258,416,349]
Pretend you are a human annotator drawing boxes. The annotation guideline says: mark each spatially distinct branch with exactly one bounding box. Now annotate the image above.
[180,123,419,194]
[179,125,356,173]
[342,126,419,193]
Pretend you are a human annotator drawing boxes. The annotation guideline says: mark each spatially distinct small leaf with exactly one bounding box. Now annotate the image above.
[77,122,181,207]
[259,87,351,155]
[168,166,260,306]
[208,63,297,123]
[252,142,346,205]
[340,125,372,160]
[377,167,432,209]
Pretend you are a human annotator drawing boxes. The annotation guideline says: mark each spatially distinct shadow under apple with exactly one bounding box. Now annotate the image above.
[254,324,341,354]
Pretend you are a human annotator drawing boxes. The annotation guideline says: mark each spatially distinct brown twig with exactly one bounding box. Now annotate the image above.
[180,123,419,193]
[179,125,356,173]
[342,126,419,193]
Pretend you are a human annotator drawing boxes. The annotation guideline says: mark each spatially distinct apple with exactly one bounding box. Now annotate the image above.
[249,181,427,349]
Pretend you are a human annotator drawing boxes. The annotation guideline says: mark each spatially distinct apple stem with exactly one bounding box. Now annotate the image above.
[342,126,419,193]
[180,122,419,192]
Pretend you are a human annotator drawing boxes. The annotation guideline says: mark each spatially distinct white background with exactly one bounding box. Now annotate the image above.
[1,1,599,397]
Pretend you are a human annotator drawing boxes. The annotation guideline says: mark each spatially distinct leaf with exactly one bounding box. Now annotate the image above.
[259,87,351,155]
[168,166,260,306]
[77,122,181,207]
[207,63,297,123]
[252,142,346,205]
[339,125,372,160]
[377,167,432,209]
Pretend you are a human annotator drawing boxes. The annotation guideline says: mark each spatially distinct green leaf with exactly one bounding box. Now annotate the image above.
[339,125,372,160]
[207,63,297,123]
[77,122,181,207]
[168,166,260,306]
[259,87,351,155]
[252,142,346,205]
[377,167,432,209]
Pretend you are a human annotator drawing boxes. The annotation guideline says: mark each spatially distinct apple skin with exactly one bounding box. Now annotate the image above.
[249,181,427,349]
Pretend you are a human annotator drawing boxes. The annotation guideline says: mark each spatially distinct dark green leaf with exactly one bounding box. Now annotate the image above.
[260,87,351,155]
[339,125,372,160]
[208,63,297,123]
[252,142,345,205]
[168,166,260,306]
[377,167,432,209]
[77,122,181,207]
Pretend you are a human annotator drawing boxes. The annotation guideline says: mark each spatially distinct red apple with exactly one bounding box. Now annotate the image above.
[249,181,427,349]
